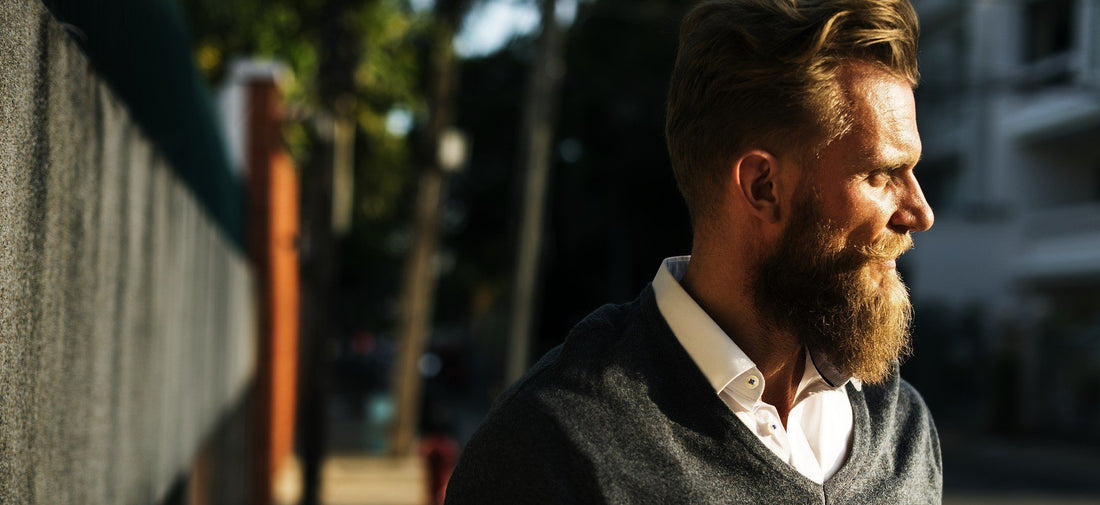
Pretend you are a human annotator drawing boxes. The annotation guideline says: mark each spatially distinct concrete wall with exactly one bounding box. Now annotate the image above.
[0,2,256,504]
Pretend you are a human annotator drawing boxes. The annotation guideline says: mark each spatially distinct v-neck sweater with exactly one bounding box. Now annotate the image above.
[444,285,943,504]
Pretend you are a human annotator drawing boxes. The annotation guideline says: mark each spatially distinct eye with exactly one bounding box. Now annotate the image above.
[867,169,891,187]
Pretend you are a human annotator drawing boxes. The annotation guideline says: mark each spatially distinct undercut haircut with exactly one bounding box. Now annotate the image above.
[665,0,920,223]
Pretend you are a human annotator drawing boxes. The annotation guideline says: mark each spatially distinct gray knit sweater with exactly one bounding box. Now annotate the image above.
[445,286,942,504]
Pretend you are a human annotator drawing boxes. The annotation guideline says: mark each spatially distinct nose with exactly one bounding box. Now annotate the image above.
[888,171,934,233]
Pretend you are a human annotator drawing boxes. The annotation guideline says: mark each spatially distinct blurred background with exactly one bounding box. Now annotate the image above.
[2,0,1099,504]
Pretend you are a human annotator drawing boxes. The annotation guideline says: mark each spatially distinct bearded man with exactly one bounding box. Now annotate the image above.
[445,0,941,503]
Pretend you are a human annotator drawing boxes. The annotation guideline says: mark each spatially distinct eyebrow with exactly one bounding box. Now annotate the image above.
[879,153,921,171]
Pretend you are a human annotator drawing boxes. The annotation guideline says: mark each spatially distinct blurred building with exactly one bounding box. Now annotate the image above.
[908,0,1100,438]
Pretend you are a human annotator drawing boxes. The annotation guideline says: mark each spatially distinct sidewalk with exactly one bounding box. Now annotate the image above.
[314,428,1100,504]
[321,455,427,505]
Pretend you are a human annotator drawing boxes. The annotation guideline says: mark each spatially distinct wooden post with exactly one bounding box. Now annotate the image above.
[245,71,301,505]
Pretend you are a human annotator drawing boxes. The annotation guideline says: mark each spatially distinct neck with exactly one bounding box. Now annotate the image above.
[681,249,805,425]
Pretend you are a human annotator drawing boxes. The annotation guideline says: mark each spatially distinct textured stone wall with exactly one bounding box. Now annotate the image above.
[0,2,256,504]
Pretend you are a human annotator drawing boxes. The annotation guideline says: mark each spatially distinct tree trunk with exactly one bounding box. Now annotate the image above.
[389,0,467,457]
[506,0,567,385]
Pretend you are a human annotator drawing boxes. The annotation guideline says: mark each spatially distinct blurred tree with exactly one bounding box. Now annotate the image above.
[180,0,425,231]
[540,0,694,346]
[179,0,438,500]
[440,0,695,391]
[181,0,697,456]
[177,1,431,359]
[506,0,566,384]
[390,0,471,458]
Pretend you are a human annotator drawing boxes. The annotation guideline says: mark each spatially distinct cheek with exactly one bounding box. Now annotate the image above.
[831,187,895,246]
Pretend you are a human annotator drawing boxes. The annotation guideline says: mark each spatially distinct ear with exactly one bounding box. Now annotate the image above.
[731,150,782,224]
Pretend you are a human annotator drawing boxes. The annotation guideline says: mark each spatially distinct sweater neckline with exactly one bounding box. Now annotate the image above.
[632,283,871,491]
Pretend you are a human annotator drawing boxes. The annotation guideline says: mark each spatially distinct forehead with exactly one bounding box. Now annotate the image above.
[829,64,920,168]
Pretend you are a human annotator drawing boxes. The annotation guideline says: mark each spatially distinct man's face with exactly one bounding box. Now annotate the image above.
[752,64,934,384]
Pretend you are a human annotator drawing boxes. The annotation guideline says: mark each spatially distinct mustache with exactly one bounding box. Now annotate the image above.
[856,232,914,262]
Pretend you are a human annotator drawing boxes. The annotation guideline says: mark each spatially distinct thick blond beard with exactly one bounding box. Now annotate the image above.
[752,192,914,384]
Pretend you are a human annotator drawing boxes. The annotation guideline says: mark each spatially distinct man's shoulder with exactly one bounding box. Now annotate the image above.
[494,292,654,414]
[896,375,934,417]
[444,291,661,504]
[894,375,940,448]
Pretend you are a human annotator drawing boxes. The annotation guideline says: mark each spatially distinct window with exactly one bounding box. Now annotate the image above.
[1023,0,1074,63]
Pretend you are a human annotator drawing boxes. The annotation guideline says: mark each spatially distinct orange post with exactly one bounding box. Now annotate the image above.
[246,75,301,505]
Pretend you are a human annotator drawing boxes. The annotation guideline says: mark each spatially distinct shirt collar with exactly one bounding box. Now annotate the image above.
[809,347,862,391]
[653,256,758,396]
[652,256,859,403]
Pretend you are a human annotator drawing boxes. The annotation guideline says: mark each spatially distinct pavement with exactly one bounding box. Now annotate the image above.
[321,454,427,505]
[316,418,1100,505]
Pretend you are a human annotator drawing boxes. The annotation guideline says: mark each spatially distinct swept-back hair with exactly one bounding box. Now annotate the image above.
[665,0,919,223]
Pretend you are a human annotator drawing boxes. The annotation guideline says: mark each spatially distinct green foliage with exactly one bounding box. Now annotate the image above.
[183,0,311,89]
[178,0,439,328]
[180,0,425,204]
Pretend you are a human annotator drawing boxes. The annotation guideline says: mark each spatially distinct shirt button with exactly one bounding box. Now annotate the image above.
[744,375,760,389]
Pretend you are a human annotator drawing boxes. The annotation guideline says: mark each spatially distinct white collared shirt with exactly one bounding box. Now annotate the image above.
[652,256,858,484]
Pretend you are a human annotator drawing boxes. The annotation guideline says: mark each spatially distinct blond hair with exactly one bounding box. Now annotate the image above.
[665,0,920,222]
